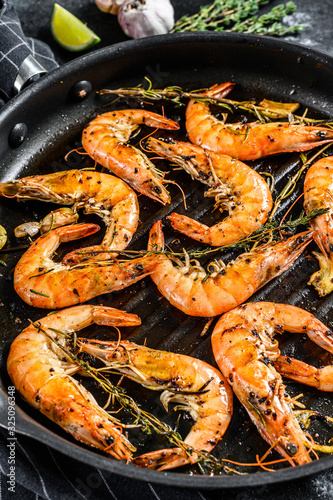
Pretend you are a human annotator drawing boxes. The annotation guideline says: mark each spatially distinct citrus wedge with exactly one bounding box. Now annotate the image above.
[51,3,101,52]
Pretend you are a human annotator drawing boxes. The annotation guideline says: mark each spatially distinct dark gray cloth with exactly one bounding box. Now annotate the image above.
[0,0,58,101]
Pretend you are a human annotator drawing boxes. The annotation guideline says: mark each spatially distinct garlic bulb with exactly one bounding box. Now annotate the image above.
[95,0,126,15]
[118,0,174,39]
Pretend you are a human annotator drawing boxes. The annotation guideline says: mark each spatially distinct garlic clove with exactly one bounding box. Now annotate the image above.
[118,0,174,39]
[40,207,79,234]
[14,221,40,239]
[95,0,126,15]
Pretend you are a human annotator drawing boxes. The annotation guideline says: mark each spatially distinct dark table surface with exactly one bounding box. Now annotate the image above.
[2,0,333,499]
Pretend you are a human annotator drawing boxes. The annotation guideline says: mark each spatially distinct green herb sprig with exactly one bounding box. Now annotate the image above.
[99,80,320,124]
[172,0,305,37]
[32,320,235,473]
[72,208,327,264]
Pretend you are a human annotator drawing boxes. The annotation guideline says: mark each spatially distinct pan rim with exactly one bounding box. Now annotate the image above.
[1,30,333,489]
[2,30,333,118]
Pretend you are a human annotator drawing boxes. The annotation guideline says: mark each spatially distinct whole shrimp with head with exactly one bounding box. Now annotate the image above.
[77,339,233,470]
[147,137,272,246]
[7,305,142,461]
[147,221,313,317]
[14,223,157,309]
[0,169,139,264]
[211,302,333,465]
[186,83,333,161]
[304,156,333,296]
[82,109,180,204]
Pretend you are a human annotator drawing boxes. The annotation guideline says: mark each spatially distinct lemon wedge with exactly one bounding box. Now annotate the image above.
[0,225,7,250]
[51,3,101,52]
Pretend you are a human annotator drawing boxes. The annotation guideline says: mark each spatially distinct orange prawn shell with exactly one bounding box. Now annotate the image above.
[186,84,333,161]
[211,302,333,465]
[7,305,141,460]
[78,339,233,470]
[304,156,333,296]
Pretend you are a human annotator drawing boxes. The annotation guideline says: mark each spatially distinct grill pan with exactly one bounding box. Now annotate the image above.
[0,32,333,489]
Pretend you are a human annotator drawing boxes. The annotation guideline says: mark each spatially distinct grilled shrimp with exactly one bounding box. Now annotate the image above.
[304,156,333,296]
[82,109,180,204]
[77,339,233,470]
[211,302,333,465]
[7,305,141,461]
[14,223,157,309]
[186,83,333,161]
[0,169,139,264]
[148,137,272,246]
[147,221,313,317]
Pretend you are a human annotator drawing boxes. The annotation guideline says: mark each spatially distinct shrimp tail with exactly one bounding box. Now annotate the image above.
[168,213,211,241]
[275,355,333,391]
[91,306,141,327]
[133,448,196,470]
[147,220,165,251]
[202,82,236,99]
[54,222,101,242]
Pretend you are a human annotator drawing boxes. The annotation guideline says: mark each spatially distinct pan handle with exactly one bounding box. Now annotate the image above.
[13,54,47,94]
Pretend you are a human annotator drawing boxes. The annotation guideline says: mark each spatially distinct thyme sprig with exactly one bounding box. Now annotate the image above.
[269,143,333,219]
[73,208,327,264]
[99,82,236,111]
[99,80,320,123]
[171,0,304,37]
[31,321,333,473]
[32,320,236,473]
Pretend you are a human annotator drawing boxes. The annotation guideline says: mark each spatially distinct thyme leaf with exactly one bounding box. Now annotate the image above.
[29,289,50,298]
[247,398,266,427]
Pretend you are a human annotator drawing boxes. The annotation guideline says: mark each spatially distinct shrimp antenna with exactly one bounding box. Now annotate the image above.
[163,179,187,210]
[64,147,89,161]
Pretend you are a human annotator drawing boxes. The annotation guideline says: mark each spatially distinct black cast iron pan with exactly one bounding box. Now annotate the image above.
[0,32,332,489]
